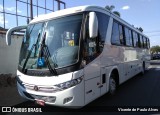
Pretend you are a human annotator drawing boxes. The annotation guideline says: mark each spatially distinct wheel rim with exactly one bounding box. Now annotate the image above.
[109,77,116,94]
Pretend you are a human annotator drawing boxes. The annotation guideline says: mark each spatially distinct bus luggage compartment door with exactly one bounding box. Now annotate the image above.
[85,77,100,105]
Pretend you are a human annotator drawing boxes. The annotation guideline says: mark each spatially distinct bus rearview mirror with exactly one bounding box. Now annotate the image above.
[89,12,98,38]
[6,25,27,46]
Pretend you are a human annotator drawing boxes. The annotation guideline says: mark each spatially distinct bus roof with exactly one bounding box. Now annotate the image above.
[30,5,90,24]
[30,5,149,38]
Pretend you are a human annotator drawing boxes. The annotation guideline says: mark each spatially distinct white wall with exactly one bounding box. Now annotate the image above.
[0,33,23,74]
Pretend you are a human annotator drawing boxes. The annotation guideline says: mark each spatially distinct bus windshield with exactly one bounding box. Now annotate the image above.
[19,14,83,72]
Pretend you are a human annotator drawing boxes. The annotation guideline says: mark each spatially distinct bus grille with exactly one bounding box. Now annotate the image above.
[23,92,56,103]
[23,83,61,93]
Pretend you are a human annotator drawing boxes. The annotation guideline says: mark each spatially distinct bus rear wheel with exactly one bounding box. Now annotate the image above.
[141,62,145,75]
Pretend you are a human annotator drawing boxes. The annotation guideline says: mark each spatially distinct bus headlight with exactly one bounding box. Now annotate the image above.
[55,76,83,90]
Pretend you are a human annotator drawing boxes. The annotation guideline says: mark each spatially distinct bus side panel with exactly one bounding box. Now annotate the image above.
[84,77,100,105]
[101,44,126,84]
[144,49,151,70]
[124,47,141,80]
[84,57,101,105]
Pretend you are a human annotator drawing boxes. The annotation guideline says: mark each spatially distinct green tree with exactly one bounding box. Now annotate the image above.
[113,11,121,17]
[105,5,121,17]
[150,45,160,54]
[105,5,115,11]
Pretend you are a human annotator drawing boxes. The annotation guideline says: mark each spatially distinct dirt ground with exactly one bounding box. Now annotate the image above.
[0,74,25,106]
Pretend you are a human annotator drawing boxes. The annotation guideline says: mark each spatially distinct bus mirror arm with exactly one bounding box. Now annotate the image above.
[6,25,27,46]
[89,12,98,38]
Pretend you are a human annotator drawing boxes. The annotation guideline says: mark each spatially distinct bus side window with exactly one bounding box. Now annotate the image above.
[143,36,147,48]
[96,12,109,52]
[144,37,148,48]
[132,31,138,47]
[119,24,125,45]
[138,34,141,48]
[111,21,120,45]
[111,21,125,46]
[146,37,148,49]
[147,38,150,49]
[139,35,144,48]
[83,12,110,64]
[128,29,133,46]
[125,27,132,46]
[83,15,98,64]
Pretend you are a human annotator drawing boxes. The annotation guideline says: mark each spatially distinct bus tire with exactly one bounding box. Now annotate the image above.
[141,62,145,75]
[108,74,117,95]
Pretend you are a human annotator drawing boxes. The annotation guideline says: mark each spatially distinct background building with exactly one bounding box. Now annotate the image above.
[0,0,66,29]
[0,0,66,75]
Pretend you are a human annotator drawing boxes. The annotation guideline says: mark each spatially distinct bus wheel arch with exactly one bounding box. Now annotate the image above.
[108,69,119,95]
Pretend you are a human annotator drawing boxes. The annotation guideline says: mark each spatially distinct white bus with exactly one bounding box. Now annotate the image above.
[6,5,150,108]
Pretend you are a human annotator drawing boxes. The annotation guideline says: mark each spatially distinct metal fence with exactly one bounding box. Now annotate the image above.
[0,0,66,30]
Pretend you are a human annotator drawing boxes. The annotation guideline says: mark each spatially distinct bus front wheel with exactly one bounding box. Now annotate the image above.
[109,74,117,95]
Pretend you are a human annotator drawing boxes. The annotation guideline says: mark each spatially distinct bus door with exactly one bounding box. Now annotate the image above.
[84,60,101,105]
[83,36,101,104]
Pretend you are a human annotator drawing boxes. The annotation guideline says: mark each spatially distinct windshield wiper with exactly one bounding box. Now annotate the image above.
[40,32,58,75]
[22,44,35,73]
[22,33,40,73]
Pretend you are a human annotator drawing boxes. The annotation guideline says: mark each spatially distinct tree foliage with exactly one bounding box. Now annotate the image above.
[113,11,121,17]
[105,5,121,17]
[150,45,160,54]
[105,5,115,11]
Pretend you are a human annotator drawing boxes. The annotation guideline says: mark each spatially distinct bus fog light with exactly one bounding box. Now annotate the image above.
[63,97,73,104]
[45,96,56,103]
[48,97,56,103]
